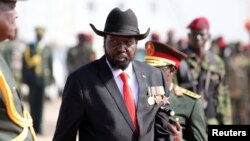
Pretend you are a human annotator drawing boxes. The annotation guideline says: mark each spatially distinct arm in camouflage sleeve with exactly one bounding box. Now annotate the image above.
[217,83,232,124]
[216,58,232,125]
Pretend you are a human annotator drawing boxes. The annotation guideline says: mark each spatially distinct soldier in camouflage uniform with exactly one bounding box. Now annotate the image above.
[145,41,207,141]
[22,26,54,134]
[66,32,96,74]
[176,17,232,125]
[0,0,36,140]
[225,42,250,124]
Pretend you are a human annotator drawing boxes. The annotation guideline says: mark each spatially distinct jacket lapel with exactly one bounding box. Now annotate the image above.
[132,61,148,133]
[97,56,135,131]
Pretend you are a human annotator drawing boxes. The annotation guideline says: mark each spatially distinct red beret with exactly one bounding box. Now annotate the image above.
[187,17,210,30]
[245,19,250,32]
[144,41,187,68]
[216,36,227,48]
[151,32,160,41]
[77,32,93,42]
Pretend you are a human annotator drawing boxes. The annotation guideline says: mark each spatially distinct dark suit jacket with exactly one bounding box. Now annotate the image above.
[53,56,170,141]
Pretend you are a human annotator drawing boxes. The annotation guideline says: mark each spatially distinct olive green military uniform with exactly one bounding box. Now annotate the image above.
[66,43,96,74]
[144,41,207,140]
[22,41,54,133]
[177,51,232,125]
[169,84,207,141]
[0,55,36,141]
[0,0,36,140]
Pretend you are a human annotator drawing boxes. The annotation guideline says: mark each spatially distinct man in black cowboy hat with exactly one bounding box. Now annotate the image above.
[53,7,171,141]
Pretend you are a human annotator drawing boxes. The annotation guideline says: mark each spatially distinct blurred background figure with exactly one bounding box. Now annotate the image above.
[0,28,26,92]
[225,41,250,124]
[66,32,96,75]
[50,41,67,97]
[210,36,228,59]
[245,19,250,49]
[22,26,55,134]
[166,28,178,49]
[150,32,160,41]
[177,37,189,53]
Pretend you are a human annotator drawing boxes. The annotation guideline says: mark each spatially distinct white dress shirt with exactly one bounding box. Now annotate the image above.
[106,59,139,106]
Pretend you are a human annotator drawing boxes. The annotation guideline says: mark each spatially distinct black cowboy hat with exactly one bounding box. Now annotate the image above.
[90,7,150,40]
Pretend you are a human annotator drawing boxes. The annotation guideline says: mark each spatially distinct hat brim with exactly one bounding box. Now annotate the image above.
[90,24,150,40]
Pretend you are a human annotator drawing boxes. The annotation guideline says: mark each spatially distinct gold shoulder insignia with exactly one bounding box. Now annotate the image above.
[174,85,201,99]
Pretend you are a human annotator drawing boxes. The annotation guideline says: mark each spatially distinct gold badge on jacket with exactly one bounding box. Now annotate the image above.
[147,86,165,105]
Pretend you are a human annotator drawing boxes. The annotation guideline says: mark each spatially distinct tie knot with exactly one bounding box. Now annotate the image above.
[120,72,128,82]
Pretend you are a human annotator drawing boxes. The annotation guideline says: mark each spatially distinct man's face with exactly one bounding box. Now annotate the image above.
[104,35,138,70]
[188,29,210,56]
[0,1,17,41]
[159,65,176,86]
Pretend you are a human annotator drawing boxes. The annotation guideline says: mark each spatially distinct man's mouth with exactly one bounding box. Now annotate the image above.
[115,54,127,62]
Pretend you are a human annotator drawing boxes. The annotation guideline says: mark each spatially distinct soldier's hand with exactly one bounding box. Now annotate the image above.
[167,121,183,141]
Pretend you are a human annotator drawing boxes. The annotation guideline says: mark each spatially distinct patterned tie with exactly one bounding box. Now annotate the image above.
[120,72,139,133]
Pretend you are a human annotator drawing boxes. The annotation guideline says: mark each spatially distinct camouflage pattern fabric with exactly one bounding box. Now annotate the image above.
[177,50,232,125]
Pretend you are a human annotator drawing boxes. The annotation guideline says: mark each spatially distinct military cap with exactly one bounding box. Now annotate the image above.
[216,36,227,49]
[35,26,45,35]
[187,17,210,30]
[77,32,94,42]
[77,32,88,38]
[144,41,187,68]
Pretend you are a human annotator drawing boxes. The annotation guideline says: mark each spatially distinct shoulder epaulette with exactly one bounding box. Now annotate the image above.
[173,85,201,99]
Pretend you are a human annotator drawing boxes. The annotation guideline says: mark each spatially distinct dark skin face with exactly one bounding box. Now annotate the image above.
[0,1,17,41]
[159,65,177,87]
[188,29,211,58]
[104,35,138,70]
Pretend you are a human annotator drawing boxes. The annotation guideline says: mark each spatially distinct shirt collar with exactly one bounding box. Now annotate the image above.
[106,58,133,78]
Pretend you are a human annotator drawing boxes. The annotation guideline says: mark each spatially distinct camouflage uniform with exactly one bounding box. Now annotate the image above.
[66,43,95,74]
[66,33,96,74]
[177,51,232,125]
[226,51,250,124]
